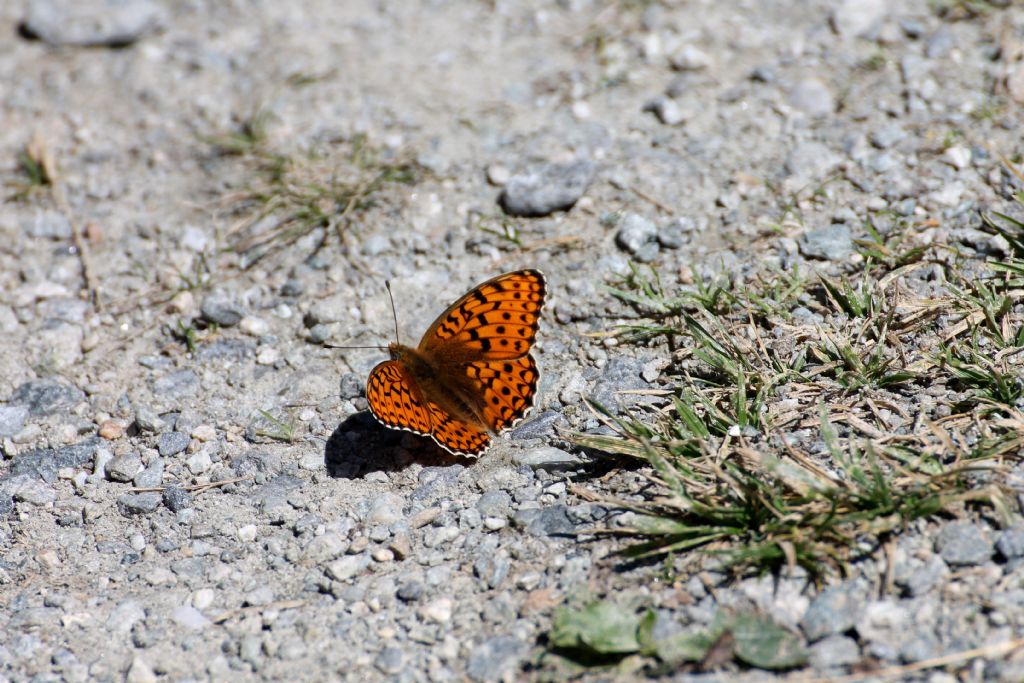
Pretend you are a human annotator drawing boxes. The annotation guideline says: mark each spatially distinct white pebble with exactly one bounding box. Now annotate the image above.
[237,524,258,543]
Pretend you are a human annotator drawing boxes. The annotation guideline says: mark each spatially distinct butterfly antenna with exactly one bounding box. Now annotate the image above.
[386,280,400,346]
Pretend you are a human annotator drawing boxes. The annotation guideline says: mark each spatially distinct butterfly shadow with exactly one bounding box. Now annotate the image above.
[324,411,473,478]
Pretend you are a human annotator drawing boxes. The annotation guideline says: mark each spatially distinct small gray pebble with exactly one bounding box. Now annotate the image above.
[339,373,363,400]
[801,582,864,642]
[158,432,190,457]
[515,504,575,537]
[996,527,1024,560]
[116,492,162,516]
[809,634,861,668]
[162,486,193,512]
[936,520,993,566]
[200,292,244,327]
[474,554,510,589]
[615,213,658,255]
[466,636,527,683]
[0,405,29,438]
[499,160,595,217]
[396,581,423,602]
[280,278,305,297]
[10,378,85,416]
[512,446,580,469]
[374,647,403,675]
[153,369,200,400]
[926,27,956,59]
[508,411,565,440]
[134,406,165,433]
[133,461,164,488]
[476,490,513,518]
[870,125,906,149]
[22,209,72,239]
[20,0,166,47]
[14,480,58,506]
[105,453,143,482]
[799,224,854,260]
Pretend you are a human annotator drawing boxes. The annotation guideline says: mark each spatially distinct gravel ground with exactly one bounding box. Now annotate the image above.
[3,0,1024,681]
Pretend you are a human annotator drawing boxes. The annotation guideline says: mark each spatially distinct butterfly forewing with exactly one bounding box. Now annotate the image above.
[419,270,546,361]
[366,361,432,436]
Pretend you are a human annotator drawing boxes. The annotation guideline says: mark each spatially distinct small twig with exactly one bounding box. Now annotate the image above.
[798,637,1024,683]
[130,476,250,495]
[29,130,102,310]
[211,599,306,624]
[630,185,674,214]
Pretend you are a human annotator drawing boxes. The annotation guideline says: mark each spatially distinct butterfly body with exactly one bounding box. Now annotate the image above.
[365,270,546,457]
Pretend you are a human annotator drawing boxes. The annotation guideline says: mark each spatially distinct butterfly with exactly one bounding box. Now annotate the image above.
[365,270,546,457]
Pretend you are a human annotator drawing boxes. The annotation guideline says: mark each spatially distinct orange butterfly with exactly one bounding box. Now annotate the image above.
[365,270,546,457]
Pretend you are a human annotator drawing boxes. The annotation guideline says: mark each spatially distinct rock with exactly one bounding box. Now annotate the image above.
[375,647,404,675]
[669,45,711,70]
[801,582,864,642]
[831,0,886,38]
[615,213,658,255]
[171,605,210,630]
[158,432,190,457]
[116,492,162,516]
[512,446,581,469]
[0,405,29,438]
[645,97,687,126]
[943,146,971,170]
[936,521,993,566]
[325,554,370,582]
[200,292,243,327]
[418,597,453,624]
[996,527,1024,560]
[10,378,85,416]
[106,453,143,482]
[788,78,835,117]
[366,493,405,525]
[855,599,909,644]
[515,504,575,537]
[153,369,200,399]
[134,407,165,433]
[466,636,527,683]
[106,600,145,633]
[396,581,424,602]
[870,125,906,149]
[162,486,193,512]
[97,420,124,440]
[14,480,57,506]
[926,27,956,59]
[785,141,842,191]
[126,657,157,683]
[1008,63,1024,105]
[11,438,101,482]
[133,461,164,488]
[239,316,269,337]
[22,209,72,239]
[809,634,861,669]
[897,555,947,596]
[185,449,211,474]
[509,410,566,440]
[499,160,595,217]
[799,224,854,260]
[476,490,513,518]
[20,0,166,47]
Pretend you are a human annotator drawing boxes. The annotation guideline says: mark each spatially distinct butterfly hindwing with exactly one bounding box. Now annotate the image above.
[424,400,491,456]
[420,270,546,361]
[466,355,539,432]
[365,360,432,436]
